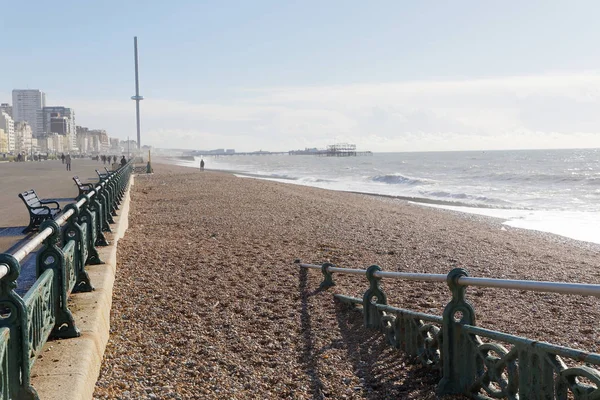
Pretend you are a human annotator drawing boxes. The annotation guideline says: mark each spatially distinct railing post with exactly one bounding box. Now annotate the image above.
[363,265,387,329]
[107,178,118,216]
[88,191,110,245]
[113,168,123,202]
[77,197,104,264]
[0,254,38,399]
[320,262,335,289]
[438,268,480,395]
[36,220,80,339]
[78,197,104,265]
[117,166,128,200]
[62,204,93,293]
[96,182,113,232]
[98,182,115,226]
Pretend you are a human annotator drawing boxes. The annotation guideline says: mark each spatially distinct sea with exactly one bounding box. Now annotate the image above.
[172,148,600,245]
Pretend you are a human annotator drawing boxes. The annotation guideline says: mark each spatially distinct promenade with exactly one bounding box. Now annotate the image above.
[94,163,600,399]
[0,158,106,253]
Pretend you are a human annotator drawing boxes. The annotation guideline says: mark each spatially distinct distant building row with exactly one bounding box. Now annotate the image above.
[0,89,132,155]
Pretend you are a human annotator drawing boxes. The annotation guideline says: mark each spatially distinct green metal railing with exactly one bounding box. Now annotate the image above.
[0,161,133,399]
[296,260,600,399]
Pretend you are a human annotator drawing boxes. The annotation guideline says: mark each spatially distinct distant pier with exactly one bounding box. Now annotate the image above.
[290,143,372,156]
[180,143,372,157]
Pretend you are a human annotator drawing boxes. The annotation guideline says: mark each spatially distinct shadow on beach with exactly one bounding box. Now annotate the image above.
[333,299,452,399]
[298,264,463,399]
[298,267,327,399]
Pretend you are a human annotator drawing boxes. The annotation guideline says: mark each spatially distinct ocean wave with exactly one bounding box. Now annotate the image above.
[421,190,513,206]
[474,171,600,185]
[371,173,433,186]
[268,173,296,180]
[298,176,333,183]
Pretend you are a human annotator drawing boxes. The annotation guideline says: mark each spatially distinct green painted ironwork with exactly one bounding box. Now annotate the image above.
[0,160,133,399]
[301,261,600,399]
[0,328,10,400]
[88,193,109,246]
[0,253,39,400]
[320,262,335,289]
[23,270,55,368]
[439,267,480,395]
[363,265,387,329]
[62,204,93,292]
[36,219,79,339]
[79,201,103,262]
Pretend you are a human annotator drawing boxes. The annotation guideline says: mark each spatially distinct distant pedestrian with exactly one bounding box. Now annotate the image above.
[65,154,72,171]
[120,155,126,167]
[113,155,117,164]
[200,159,205,170]
[61,153,65,164]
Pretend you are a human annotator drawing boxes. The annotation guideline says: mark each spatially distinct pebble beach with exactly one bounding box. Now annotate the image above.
[93,163,600,399]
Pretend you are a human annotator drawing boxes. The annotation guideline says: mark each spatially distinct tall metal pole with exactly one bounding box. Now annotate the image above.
[131,36,143,150]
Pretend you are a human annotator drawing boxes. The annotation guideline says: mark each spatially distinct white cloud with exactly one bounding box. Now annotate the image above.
[10,72,600,151]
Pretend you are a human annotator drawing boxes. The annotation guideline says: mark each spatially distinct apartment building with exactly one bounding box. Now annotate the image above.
[14,121,32,155]
[12,90,46,137]
[0,129,6,153]
[0,103,12,118]
[0,111,15,152]
[42,106,77,151]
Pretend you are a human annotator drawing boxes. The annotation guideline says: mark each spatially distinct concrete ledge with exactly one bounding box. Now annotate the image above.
[31,176,134,400]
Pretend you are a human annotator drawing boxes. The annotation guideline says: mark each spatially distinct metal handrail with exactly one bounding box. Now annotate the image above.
[10,206,77,263]
[297,262,600,297]
[0,264,8,280]
[299,257,600,397]
[6,166,123,265]
[376,270,447,283]
[329,266,366,276]
[458,276,600,297]
[0,160,134,399]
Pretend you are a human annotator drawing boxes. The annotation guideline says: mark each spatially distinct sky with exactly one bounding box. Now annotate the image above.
[1,1,600,152]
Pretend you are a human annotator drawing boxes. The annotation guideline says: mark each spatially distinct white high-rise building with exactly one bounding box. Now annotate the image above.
[12,90,46,137]
[0,111,15,152]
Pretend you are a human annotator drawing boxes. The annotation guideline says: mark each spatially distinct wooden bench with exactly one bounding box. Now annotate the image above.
[95,169,109,180]
[18,189,61,233]
[73,176,95,197]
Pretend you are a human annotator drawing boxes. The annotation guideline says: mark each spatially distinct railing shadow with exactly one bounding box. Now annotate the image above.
[334,300,449,399]
[0,227,31,255]
[0,226,28,239]
[0,229,41,295]
[298,267,327,399]
[15,254,37,296]
[44,198,76,203]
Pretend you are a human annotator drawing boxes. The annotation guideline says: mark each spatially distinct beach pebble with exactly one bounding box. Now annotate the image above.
[94,163,600,399]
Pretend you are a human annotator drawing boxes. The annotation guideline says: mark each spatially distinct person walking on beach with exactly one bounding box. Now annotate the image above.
[65,154,72,171]
[120,155,127,167]
[200,159,205,170]
[61,153,65,164]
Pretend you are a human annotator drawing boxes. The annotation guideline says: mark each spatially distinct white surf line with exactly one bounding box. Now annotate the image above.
[411,201,600,245]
